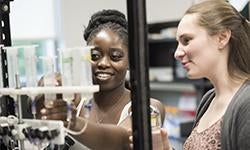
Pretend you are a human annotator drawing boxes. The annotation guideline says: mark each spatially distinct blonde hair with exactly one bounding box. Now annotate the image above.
[186,0,250,79]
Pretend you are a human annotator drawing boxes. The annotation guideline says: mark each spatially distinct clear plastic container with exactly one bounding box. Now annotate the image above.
[23,45,38,87]
[5,46,19,88]
[59,48,74,102]
[40,56,57,107]
[23,45,38,118]
[59,46,93,122]
[151,107,163,150]
[59,46,93,104]
[71,46,93,87]
[71,46,93,105]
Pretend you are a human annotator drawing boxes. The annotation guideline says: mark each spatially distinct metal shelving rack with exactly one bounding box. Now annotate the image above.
[0,1,15,149]
[0,0,13,87]
[127,0,153,149]
[0,0,15,116]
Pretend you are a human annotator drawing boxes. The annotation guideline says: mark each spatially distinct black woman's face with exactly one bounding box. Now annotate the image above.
[88,30,128,91]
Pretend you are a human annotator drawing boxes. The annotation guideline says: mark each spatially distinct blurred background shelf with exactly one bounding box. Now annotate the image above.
[150,82,195,92]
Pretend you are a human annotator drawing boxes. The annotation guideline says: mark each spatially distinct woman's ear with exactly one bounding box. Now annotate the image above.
[218,29,231,50]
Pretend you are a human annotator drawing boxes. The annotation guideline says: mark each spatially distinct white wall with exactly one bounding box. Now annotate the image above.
[10,0,57,40]
[146,0,193,23]
[59,0,194,47]
[9,0,193,46]
[10,0,248,47]
[59,0,127,47]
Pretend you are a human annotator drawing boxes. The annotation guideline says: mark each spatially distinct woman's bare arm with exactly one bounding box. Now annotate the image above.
[41,100,131,150]
[71,117,130,150]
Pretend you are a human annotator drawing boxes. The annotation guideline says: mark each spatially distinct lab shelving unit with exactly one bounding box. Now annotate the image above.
[0,0,15,117]
[127,0,152,149]
[0,1,15,149]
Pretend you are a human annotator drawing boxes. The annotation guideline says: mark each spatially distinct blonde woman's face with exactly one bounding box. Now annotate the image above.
[175,14,221,79]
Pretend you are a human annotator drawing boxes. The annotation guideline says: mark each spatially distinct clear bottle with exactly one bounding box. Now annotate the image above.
[151,107,164,150]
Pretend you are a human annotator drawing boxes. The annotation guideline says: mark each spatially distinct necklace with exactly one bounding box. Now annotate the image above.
[94,90,128,124]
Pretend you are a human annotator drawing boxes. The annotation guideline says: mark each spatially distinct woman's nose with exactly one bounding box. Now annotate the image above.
[97,56,110,68]
[174,45,186,61]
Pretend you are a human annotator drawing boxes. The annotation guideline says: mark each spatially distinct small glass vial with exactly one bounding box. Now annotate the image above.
[151,107,164,150]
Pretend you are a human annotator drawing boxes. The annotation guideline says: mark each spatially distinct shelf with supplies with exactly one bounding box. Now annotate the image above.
[150,79,212,92]
[150,81,195,94]
[150,81,196,93]
[148,37,177,44]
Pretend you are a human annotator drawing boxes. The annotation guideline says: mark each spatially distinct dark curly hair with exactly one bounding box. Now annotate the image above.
[83,9,128,47]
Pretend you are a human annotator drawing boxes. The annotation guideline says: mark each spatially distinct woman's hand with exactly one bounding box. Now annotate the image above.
[160,128,173,150]
[128,128,173,150]
[40,99,77,127]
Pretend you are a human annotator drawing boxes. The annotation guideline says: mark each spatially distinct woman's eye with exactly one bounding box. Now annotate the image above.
[111,51,123,61]
[182,37,191,46]
[91,50,101,61]
[91,54,99,60]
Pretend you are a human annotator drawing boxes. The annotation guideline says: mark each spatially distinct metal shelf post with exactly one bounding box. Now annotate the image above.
[127,0,152,149]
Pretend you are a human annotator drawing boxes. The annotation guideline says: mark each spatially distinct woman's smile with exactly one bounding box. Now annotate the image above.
[182,61,191,70]
[95,71,114,81]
